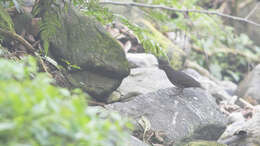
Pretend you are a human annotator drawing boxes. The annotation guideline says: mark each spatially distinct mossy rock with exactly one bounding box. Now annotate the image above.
[46,7,130,101]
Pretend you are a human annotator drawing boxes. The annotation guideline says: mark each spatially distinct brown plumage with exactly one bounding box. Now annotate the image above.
[158,58,202,89]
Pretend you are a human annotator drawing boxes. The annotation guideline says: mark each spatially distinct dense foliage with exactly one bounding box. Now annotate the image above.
[127,0,260,82]
[0,56,130,145]
[72,0,260,82]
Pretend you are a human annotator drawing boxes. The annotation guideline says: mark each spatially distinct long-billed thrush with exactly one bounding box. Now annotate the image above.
[158,58,202,91]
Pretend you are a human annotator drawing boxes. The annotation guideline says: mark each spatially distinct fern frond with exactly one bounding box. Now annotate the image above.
[0,4,15,41]
[32,0,64,55]
[0,4,15,31]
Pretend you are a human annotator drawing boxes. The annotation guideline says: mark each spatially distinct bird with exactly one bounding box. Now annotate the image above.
[157,58,202,92]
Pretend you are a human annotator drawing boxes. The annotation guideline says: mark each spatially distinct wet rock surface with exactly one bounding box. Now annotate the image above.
[218,106,260,146]
[107,87,228,145]
[126,53,158,68]
[107,67,172,103]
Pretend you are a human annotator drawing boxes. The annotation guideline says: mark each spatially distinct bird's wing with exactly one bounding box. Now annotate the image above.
[175,71,201,87]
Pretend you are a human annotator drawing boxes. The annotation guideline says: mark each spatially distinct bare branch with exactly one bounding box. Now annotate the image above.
[0,28,35,52]
[239,98,254,109]
[0,28,52,77]
[99,1,260,27]
[245,2,260,20]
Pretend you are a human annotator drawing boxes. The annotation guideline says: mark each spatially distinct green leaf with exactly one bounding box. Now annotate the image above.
[43,40,49,55]
[0,57,131,145]
[0,122,15,131]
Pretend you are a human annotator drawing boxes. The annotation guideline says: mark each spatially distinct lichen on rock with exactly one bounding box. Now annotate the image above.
[46,7,130,101]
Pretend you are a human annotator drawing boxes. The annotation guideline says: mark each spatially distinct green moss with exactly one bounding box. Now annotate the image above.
[48,9,129,77]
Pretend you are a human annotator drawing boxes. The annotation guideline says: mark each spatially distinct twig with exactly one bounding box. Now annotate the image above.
[0,28,52,77]
[239,98,254,109]
[99,1,260,27]
[32,40,40,47]
[239,0,254,9]
[245,2,260,20]
[39,55,52,77]
[0,28,35,53]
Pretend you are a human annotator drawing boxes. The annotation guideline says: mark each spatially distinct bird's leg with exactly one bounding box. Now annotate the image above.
[179,87,184,94]
[175,87,184,95]
[171,87,184,96]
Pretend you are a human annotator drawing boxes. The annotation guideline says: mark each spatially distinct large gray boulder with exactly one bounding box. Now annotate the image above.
[219,80,237,96]
[107,88,227,145]
[107,53,172,103]
[218,106,260,146]
[127,136,149,146]
[183,68,235,102]
[107,67,173,103]
[46,7,129,100]
[126,53,158,68]
[108,55,236,103]
[235,64,260,104]
[183,141,227,146]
